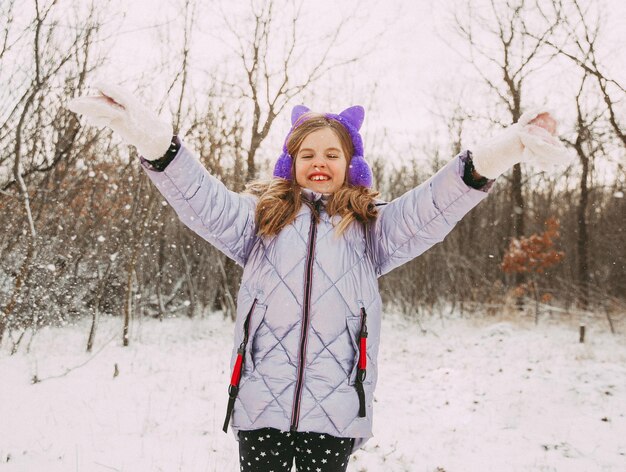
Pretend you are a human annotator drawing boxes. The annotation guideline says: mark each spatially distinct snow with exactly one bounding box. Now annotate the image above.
[0,312,624,471]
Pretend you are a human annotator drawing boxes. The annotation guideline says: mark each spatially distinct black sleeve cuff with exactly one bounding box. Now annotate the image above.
[146,135,181,171]
[461,150,493,190]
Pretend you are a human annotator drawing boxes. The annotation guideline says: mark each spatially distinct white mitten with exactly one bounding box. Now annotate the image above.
[472,108,574,179]
[67,81,173,160]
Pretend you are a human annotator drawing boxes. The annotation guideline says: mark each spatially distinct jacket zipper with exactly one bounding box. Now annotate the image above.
[290,201,319,431]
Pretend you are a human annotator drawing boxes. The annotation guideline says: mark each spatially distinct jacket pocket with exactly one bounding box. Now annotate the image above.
[243,300,268,376]
[346,314,364,386]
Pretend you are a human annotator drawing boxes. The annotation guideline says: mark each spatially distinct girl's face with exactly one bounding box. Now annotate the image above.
[294,128,348,194]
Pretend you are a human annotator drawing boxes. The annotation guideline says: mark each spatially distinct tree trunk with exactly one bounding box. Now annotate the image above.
[122,194,154,346]
[87,263,111,352]
[512,163,525,306]
[123,262,133,347]
[576,150,590,308]
[216,255,237,320]
[156,237,166,321]
[179,245,196,318]
[2,83,40,345]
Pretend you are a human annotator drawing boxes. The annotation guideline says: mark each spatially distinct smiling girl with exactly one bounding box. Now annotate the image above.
[68,84,571,472]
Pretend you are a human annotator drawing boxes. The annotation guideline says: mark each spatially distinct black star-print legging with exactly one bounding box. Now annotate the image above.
[238,427,354,472]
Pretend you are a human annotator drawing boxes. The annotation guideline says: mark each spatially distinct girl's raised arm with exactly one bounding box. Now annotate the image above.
[368,109,572,276]
[368,152,488,276]
[68,82,258,266]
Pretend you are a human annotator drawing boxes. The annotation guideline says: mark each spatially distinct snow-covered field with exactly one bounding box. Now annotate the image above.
[1,311,624,472]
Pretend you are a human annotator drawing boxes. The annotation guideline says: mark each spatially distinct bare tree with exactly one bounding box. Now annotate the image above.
[565,75,599,308]
[531,0,624,307]
[448,0,562,297]
[218,0,368,180]
[535,0,625,148]
[0,0,108,344]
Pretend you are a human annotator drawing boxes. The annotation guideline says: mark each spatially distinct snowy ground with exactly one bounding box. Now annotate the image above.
[0,310,624,472]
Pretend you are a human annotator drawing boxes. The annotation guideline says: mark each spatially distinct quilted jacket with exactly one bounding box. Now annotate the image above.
[142,143,490,452]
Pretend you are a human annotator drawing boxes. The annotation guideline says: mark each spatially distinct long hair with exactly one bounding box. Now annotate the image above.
[246,113,379,237]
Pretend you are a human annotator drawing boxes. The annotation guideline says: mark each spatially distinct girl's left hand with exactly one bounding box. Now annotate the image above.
[528,112,557,135]
[471,108,574,179]
[516,109,572,170]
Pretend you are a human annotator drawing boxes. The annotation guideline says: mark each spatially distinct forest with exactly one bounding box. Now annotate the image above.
[0,0,624,353]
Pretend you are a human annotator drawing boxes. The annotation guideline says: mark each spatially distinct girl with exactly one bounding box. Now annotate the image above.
[68,82,570,471]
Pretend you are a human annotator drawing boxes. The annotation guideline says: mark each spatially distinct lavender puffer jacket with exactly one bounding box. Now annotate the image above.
[141,143,490,452]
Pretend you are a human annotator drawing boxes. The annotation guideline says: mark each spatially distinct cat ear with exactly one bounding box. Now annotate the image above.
[291,105,311,125]
[339,106,365,131]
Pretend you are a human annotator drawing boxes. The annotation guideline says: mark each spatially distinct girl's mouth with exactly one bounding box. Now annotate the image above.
[309,174,330,181]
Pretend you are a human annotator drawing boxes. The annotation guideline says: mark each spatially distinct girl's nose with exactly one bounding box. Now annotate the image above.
[311,155,326,167]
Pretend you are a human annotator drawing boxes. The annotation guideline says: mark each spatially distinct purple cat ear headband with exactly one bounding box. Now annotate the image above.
[272,104,373,188]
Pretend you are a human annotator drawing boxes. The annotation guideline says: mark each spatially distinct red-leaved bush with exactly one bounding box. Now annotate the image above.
[502,217,565,275]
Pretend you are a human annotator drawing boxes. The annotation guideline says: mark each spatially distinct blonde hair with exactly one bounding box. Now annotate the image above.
[247,112,379,237]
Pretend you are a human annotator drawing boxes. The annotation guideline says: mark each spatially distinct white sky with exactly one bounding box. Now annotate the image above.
[55,0,626,170]
[11,0,626,173]
[103,1,448,140]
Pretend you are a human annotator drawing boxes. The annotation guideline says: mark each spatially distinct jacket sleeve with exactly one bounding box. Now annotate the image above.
[368,151,491,277]
[140,141,258,266]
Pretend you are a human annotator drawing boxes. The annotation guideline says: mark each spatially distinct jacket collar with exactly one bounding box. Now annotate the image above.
[298,188,332,218]
[301,188,331,204]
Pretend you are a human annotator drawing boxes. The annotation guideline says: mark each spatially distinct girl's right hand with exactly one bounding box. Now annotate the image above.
[67,82,173,161]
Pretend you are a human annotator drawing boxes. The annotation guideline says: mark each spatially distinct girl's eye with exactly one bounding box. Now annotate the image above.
[301,155,313,159]
[327,154,338,159]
